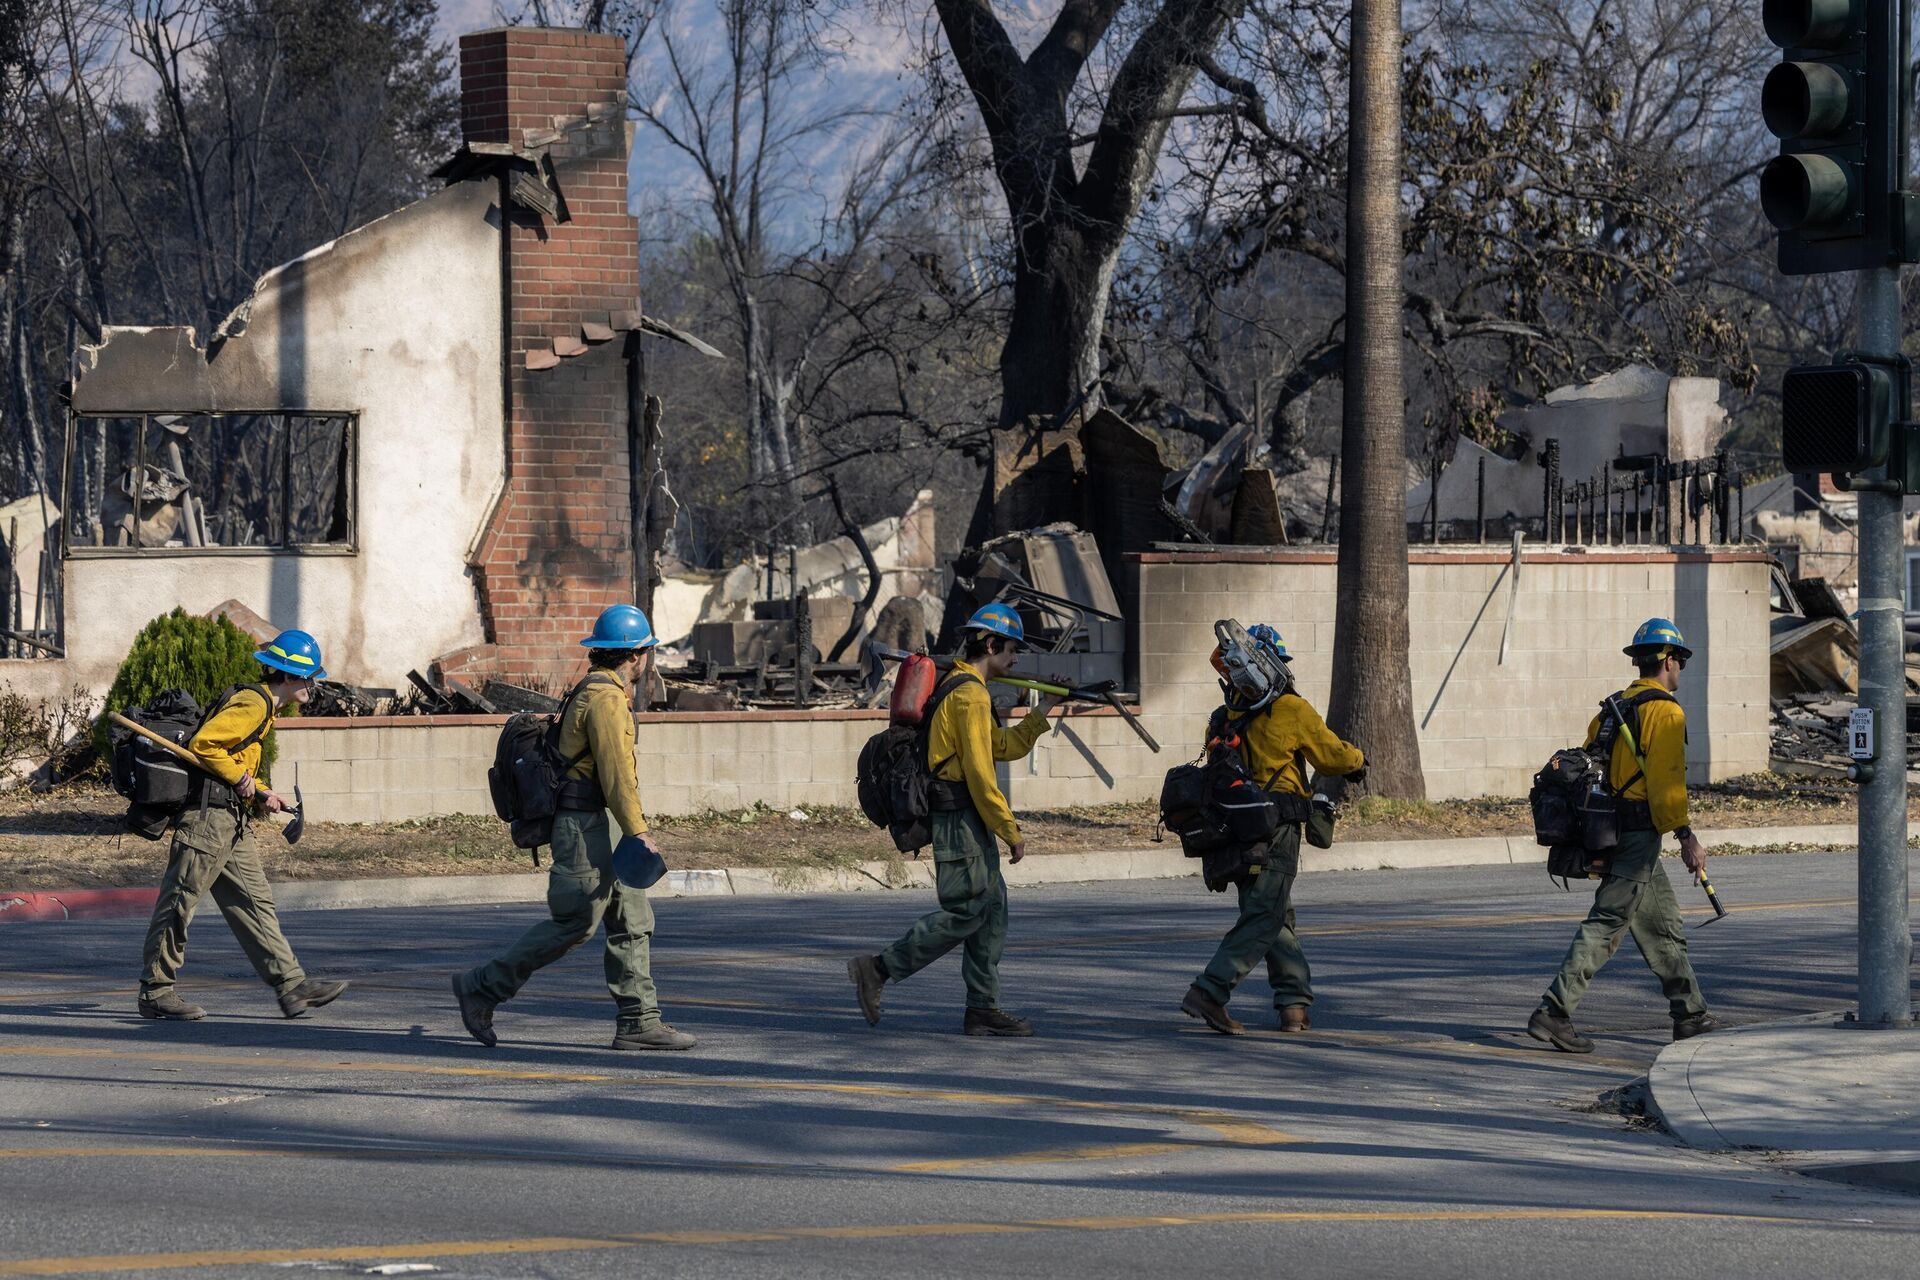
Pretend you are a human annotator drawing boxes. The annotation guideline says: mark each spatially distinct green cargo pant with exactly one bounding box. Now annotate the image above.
[1543,828,1707,1022]
[877,807,1006,1010]
[140,803,305,999]
[1194,825,1311,1007]
[467,808,660,1031]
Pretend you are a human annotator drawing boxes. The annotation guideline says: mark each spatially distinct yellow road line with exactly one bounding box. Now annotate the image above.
[0,1208,1818,1276]
[0,1044,1301,1149]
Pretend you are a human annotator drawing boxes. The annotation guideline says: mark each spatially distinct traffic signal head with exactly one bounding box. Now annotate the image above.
[1760,1,1916,273]
[1781,363,1893,473]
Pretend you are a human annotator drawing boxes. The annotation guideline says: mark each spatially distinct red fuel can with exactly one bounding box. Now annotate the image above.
[889,653,939,725]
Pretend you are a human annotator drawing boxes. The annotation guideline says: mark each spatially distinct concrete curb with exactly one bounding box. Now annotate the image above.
[1646,1012,1920,1179]
[0,822,1862,921]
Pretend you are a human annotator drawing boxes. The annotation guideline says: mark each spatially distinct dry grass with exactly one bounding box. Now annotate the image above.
[0,773,1882,890]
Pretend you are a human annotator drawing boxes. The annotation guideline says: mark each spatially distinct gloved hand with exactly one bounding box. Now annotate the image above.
[611,834,668,889]
[1344,762,1368,785]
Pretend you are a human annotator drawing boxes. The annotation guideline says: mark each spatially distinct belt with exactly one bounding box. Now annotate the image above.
[555,775,606,810]
[1616,798,1655,832]
[927,778,971,812]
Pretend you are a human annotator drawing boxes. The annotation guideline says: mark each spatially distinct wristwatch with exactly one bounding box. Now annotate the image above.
[1674,825,1695,842]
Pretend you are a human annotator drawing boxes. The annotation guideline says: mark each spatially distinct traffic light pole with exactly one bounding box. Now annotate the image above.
[1855,265,1913,1028]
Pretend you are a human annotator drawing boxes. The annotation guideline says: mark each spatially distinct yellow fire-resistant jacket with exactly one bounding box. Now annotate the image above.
[556,669,649,837]
[928,661,1051,847]
[187,686,275,786]
[1584,677,1689,834]
[1230,693,1365,798]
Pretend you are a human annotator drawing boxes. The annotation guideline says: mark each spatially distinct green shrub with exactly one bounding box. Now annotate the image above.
[96,608,280,775]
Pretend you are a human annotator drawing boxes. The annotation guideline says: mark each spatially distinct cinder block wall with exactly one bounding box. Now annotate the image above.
[276,548,1773,822]
[1129,549,1772,799]
[457,27,638,687]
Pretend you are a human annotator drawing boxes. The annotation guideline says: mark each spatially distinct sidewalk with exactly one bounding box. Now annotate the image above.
[1647,1013,1920,1192]
[0,821,1860,922]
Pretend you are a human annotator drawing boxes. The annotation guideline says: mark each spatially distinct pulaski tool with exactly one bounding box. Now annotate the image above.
[106,711,305,844]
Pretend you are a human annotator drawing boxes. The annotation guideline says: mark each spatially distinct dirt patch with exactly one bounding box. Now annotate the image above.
[0,773,1880,890]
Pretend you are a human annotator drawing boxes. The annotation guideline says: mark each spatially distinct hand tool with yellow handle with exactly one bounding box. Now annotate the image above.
[1694,868,1728,924]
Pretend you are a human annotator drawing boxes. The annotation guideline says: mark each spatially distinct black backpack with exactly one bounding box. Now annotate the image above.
[856,671,980,853]
[1159,701,1309,887]
[1531,688,1674,879]
[109,684,271,840]
[487,674,618,859]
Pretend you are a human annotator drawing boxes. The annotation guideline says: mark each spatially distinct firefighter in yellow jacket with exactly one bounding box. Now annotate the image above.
[846,604,1061,1035]
[453,605,695,1051]
[1181,624,1365,1034]
[1527,618,1719,1054]
[136,629,348,1021]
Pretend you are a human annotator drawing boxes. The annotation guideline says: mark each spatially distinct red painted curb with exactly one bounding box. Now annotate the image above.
[0,888,159,923]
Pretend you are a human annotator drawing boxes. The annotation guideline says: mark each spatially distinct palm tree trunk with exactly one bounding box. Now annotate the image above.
[1327,0,1424,799]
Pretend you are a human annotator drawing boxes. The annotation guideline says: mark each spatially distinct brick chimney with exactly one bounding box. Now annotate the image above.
[451,27,638,689]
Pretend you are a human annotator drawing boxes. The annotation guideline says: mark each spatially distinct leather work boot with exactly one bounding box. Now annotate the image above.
[962,1008,1034,1037]
[451,973,498,1048]
[1526,1006,1594,1054]
[278,978,348,1019]
[137,991,206,1021]
[1180,985,1245,1035]
[1673,1012,1723,1042]
[847,954,885,1026]
[612,1023,698,1051]
[1279,1005,1312,1033]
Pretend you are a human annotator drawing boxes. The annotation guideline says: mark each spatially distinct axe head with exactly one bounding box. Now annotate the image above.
[283,778,305,845]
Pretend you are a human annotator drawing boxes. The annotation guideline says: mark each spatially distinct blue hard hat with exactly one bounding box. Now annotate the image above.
[612,834,667,889]
[1625,617,1692,661]
[580,604,658,650]
[1247,623,1292,664]
[256,629,327,680]
[965,602,1025,646]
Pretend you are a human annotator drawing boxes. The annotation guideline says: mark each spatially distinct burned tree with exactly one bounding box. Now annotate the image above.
[931,0,1244,532]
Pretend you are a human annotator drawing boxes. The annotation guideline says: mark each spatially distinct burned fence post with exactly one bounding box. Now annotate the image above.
[1602,462,1613,545]
[1720,449,1735,545]
[1428,453,1441,544]
[1321,455,1339,544]
[793,592,813,710]
[1476,455,1486,542]
[1543,439,1561,541]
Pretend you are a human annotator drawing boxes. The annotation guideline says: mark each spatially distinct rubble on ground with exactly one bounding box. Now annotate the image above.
[1766,572,1920,773]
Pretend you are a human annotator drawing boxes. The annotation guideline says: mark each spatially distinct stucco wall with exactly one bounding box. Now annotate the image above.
[270,548,1772,822]
[49,177,506,696]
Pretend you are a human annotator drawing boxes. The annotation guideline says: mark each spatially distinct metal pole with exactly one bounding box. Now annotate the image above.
[1856,263,1912,1026]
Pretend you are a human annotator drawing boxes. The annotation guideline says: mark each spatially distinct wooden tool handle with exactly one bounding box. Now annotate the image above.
[105,711,213,774]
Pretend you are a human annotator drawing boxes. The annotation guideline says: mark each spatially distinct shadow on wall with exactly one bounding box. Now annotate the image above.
[1672,560,1711,784]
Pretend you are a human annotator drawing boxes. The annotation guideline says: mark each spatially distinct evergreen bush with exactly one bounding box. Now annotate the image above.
[96,609,281,773]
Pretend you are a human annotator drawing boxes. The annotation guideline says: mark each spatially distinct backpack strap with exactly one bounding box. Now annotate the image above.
[194,684,276,755]
[1600,688,1676,796]
[1218,699,1289,794]
[921,670,984,776]
[553,671,622,771]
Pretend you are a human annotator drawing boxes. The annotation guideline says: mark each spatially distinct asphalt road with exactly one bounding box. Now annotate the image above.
[2,850,1916,1279]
